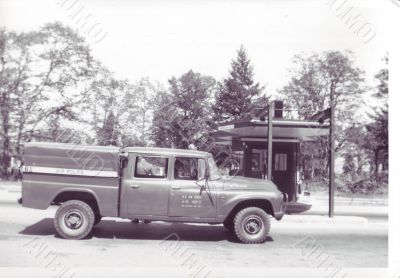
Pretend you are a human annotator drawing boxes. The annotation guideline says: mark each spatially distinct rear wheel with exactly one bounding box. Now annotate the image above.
[54,200,95,239]
[233,207,271,244]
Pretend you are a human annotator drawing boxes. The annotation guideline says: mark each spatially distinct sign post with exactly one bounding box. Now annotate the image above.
[267,102,274,181]
[329,92,336,218]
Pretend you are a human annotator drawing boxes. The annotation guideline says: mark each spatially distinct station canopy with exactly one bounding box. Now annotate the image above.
[213,112,329,144]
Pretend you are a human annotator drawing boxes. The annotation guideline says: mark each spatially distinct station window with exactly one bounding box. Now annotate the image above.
[134,156,168,178]
[274,153,287,171]
[174,157,205,180]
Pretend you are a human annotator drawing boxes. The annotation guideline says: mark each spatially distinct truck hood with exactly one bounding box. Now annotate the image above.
[221,176,278,191]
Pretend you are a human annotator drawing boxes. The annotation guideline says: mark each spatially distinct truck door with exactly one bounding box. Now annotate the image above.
[123,154,170,217]
[168,157,217,218]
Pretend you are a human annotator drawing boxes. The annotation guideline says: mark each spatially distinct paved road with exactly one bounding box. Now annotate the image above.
[0,187,387,277]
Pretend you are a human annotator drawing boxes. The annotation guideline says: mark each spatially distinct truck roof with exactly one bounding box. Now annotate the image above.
[24,142,210,158]
[122,147,210,157]
[24,142,120,153]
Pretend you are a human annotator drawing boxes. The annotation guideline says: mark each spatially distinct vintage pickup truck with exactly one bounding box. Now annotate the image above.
[19,142,286,244]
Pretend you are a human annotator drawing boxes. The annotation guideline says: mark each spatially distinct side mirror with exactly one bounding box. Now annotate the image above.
[197,174,208,182]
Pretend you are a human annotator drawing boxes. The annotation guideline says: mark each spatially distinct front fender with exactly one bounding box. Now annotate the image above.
[217,191,283,221]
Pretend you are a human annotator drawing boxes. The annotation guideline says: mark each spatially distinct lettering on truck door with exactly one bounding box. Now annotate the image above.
[168,157,217,218]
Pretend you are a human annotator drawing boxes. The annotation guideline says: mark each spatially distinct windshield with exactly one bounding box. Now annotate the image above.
[207,156,221,180]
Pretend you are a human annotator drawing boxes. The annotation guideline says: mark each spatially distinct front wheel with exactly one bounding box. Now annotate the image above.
[233,207,271,244]
[54,200,95,239]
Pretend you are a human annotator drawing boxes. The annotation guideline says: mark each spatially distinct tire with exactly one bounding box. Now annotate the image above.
[54,200,95,239]
[233,207,271,244]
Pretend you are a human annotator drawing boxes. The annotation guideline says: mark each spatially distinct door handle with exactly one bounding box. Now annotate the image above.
[129,184,140,189]
[171,186,181,190]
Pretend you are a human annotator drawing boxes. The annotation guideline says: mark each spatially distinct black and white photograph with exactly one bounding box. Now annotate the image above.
[0,0,397,277]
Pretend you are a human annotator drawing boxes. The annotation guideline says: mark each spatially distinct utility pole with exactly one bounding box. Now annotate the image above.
[267,102,274,181]
[329,90,336,218]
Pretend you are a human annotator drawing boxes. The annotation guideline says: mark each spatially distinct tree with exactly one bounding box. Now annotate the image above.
[152,70,216,149]
[97,111,119,145]
[0,29,44,178]
[364,55,388,181]
[280,51,364,120]
[83,69,163,147]
[22,22,96,143]
[342,153,355,175]
[279,51,365,181]
[0,29,15,178]
[132,78,162,146]
[150,89,174,147]
[84,67,135,146]
[0,23,97,178]
[213,45,266,122]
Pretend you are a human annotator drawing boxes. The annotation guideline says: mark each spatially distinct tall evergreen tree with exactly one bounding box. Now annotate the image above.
[213,45,266,122]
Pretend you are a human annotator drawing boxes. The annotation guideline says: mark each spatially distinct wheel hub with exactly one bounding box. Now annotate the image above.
[64,211,83,229]
[243,216,263,235]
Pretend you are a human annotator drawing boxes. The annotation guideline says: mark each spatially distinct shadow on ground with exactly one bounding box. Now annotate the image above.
[19,218,274,243]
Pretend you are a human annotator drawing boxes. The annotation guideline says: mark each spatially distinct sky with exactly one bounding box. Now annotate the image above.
[0,0,390,102]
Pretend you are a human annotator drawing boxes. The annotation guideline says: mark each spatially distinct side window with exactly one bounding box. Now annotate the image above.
[274,153,287,171]
[134,156,168,178]
[174,157,205,180]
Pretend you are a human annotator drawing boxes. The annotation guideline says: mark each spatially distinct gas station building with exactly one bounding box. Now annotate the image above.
[212,101,330,213]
